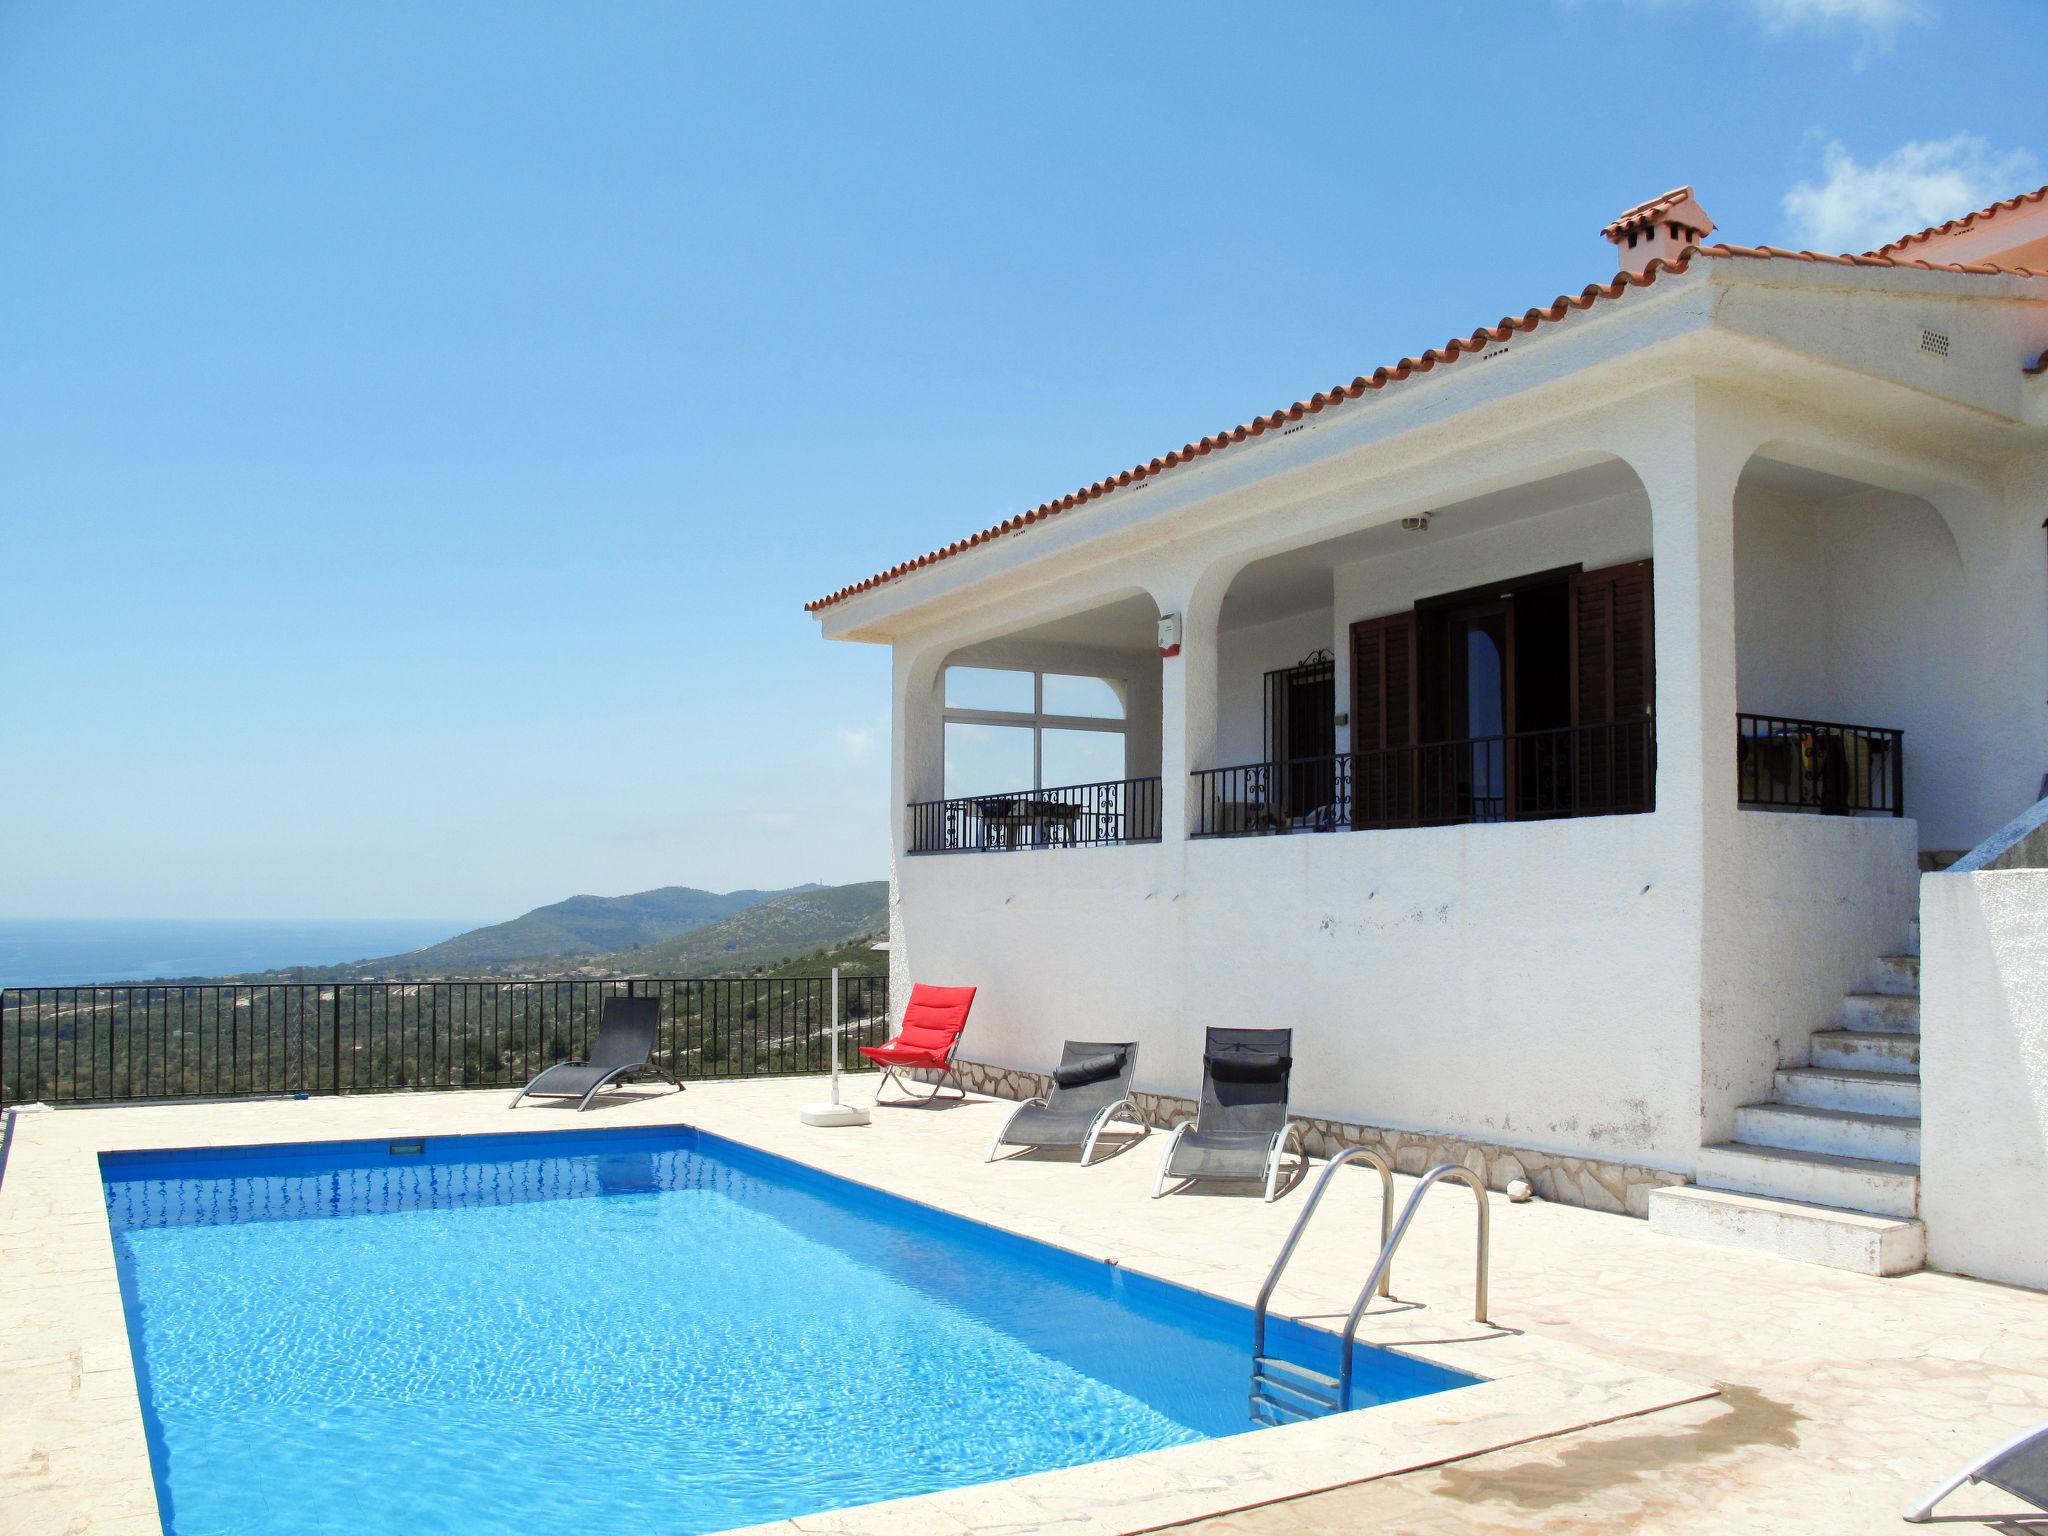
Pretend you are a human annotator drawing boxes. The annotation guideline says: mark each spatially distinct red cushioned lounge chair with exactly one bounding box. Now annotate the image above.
[860,983,975,1107]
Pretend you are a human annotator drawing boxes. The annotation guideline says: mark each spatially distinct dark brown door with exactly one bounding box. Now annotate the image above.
[1350,611,1417,827]
[1434,602,1513,824]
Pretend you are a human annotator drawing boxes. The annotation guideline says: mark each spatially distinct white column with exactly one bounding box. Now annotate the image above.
[1153,563,1228,842]
[1626,386,1755,1153]
[1628,388,1747,841]
[886,644,946,1020]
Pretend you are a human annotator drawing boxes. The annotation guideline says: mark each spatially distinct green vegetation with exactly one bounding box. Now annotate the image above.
[747,932,889,981]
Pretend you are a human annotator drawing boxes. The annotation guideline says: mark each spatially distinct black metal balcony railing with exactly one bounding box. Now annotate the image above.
[1191,754,1352,837]
[908,776,1163,854]
[1737,714,1904,816]
[1357,719,1657,829]
[1193,721,1655,837]
[0,975,890,1109]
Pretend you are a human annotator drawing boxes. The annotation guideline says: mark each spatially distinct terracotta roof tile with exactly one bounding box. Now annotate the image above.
[806,246,2047,613]
[1872,184,2048,256]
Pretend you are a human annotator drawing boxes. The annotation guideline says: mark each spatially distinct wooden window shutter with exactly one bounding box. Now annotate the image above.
[1574,559,1654,723]
[1349,611,1417,825]
[1349,611,1417,749]
[1571,560,1655,814]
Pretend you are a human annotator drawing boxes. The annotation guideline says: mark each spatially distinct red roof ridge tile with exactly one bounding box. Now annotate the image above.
[1871,184,2048,256]
[805,246,2047,614]
[1601,186,1697,239]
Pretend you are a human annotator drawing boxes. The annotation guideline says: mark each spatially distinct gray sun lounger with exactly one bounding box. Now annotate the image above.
[1907,1418,2048,1523]
[1152,1027,1303,1202]
[510,995,679,1111]
[984,1041,1145,1165]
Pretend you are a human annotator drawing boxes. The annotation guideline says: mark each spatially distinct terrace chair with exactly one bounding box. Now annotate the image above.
[860,983,975,1106]
[509,996,677,1112]
[1151,1027,1303,1202]
[985,1041,1145,1165]
[1906,1418,2048,1523]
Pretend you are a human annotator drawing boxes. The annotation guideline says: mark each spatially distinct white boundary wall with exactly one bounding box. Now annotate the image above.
[1922,799,2048,1290]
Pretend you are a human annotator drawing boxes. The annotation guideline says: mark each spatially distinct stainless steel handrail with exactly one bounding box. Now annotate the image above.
[1250,1146,1395,1366]
[1337,1163,1491,1409]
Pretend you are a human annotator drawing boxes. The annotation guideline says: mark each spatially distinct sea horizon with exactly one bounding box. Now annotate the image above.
[0,918,484,988]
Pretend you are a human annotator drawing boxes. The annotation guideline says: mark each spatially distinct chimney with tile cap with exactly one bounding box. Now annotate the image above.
[1603,186,1715,276]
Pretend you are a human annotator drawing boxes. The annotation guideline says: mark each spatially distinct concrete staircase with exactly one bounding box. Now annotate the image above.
[1649,939,1926,1276]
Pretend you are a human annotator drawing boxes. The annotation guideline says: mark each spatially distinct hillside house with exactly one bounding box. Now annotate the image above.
[811,183,2048,1281]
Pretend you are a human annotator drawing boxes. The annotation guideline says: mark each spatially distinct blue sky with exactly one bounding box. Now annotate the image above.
[2,0,2040,920]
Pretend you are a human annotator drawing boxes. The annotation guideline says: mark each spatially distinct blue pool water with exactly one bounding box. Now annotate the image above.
[103,1126,1474,1535]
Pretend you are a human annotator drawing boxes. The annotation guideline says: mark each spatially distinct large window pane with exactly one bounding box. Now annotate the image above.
[1042,673,1124,720]
[945,666,1033,713]
[1041,728,1125,788]
[945,722,1034,799]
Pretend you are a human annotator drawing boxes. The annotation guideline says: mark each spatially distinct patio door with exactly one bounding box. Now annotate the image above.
[1433,603,1513,823]
[1264,650,1336,822]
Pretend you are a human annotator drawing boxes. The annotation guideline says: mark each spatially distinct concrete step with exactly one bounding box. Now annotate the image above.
[1774,1065,1921,1117]
[1697,1142,1920,1219]
[1840,993,1921,1034]
[1810,1029,1920,1073]
[1734,1101,1921,1163]
[1648,1186,1925,1276]
[1872,954,1921,997]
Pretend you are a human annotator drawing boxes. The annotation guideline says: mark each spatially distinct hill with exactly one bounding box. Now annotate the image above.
[581,881,888,977]
[338,884,820,977]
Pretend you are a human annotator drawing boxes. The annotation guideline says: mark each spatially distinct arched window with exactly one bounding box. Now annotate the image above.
[942,667,1127,798]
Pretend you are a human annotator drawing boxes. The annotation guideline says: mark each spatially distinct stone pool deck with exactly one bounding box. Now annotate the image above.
[3,1078,2045,1535]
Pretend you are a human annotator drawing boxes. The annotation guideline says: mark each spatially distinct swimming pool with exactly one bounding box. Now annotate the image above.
[103,1125,1475,1535]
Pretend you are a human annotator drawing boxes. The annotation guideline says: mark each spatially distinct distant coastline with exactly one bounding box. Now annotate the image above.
[0,919,480,989]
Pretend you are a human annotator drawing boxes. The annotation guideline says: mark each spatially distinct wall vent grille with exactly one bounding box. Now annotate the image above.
[1919,328,1951,358]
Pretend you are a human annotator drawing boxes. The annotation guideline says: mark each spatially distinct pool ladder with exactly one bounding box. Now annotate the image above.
[1248,1152,1491,1425]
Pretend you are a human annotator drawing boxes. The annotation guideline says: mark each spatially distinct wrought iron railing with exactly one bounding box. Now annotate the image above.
[0,975,889,1108]
[1191,754,1352,837]
[1193,722,1654,836]
[1356,719,1656,829]
[907,776,1163,854]
[1737,713,1904,816]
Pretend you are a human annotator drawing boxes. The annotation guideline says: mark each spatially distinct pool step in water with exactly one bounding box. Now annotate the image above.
[1249,1355,1341,1423]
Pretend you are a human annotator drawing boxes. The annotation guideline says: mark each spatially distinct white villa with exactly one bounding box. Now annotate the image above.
[811,184,2048,1286]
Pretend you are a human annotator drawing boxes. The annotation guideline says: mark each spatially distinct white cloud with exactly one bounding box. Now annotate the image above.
[1782,135,2042,253]
[1587,0,1931,58]
[835,724,875,761]
[1749,0,1929,47]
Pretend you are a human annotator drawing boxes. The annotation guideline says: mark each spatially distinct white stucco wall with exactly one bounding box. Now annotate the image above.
[1921,866,2048,1290]
[1734,465,2048,855]
[1732,490,1829,716]
[899,809,1706,1172]
[1700,812,1921,1143]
